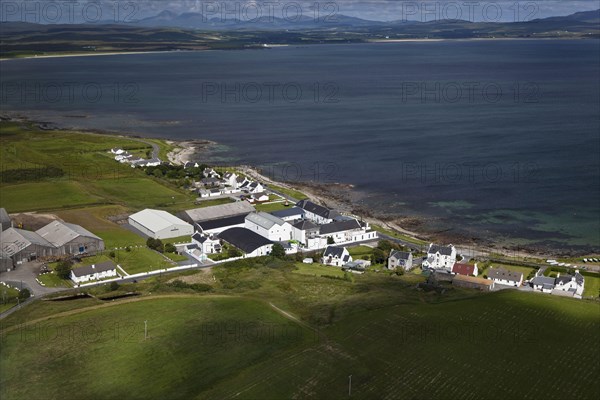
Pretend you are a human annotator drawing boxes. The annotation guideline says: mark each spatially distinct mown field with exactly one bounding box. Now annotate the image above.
[0,121,198,213]
[1,257,599,400]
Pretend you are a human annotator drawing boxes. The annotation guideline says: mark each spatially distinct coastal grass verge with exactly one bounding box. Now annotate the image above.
[370,223,429,247]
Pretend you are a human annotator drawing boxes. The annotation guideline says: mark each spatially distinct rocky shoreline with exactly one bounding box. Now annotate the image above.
[2,113,596,259]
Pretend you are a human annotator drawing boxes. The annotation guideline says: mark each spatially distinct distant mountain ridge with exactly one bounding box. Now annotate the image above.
[132,8,600,31]
[1,9,598,57]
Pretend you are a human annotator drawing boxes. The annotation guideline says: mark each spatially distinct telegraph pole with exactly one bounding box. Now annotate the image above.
[144,320,148,340]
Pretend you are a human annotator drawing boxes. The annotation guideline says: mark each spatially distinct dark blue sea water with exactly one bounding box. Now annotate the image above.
[1,40,599,250]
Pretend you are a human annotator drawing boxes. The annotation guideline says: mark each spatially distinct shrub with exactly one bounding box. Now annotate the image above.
[109,251,116,258]
[165,243,177,253]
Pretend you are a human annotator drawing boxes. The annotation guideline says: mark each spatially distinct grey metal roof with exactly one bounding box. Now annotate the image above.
[390,250,411,261]
[575,272,584,285]
[488,267,523,283]
[218,227,273,253]
[245,212,286,230]
[292,220,319,231]
[531,276,555,287]
[71,260,117,277]
[319,220,362,235]
[179,202,255,223]
[0,227,55,256]
[428,244,454,256]
[36,221,102,247]
[296,200,340,220]
[270,207,305,219]
[0,208,10,230]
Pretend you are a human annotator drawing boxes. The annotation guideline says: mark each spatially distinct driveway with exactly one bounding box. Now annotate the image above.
[0,261,62,297]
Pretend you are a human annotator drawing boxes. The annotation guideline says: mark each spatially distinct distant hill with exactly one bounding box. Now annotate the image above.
[1,10,598,57]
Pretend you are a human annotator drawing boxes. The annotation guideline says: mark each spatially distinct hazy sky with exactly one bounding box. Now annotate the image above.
[1,0,598,23]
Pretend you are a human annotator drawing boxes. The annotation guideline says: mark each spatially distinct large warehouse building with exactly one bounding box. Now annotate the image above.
[128,209,194,239]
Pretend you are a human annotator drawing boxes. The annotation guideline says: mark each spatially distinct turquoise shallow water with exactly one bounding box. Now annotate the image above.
[1,40,598,250]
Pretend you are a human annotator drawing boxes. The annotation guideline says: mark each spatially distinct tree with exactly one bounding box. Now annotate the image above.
[109,281,120,292]
[152,168,164,178]
[165,243,176,253]
[371,248,386,265]
[55,260,72,279]
[327,236,335,245]
[271,243,286,259]
[146,238,164,252]
[18,288,31,300]
[109,251,116,258]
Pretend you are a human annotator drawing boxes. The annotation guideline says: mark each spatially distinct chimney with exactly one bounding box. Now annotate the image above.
[91,264,95,269]
[556,272,560,278]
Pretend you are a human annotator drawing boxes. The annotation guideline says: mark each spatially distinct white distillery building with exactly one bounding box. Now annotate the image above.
[128,209,194,239]
[245,212,293,242]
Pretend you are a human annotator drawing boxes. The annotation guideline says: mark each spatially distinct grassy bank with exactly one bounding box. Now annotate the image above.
[1,257,599,399]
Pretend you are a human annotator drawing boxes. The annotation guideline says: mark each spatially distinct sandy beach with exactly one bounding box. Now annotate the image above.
[0,50,184,62]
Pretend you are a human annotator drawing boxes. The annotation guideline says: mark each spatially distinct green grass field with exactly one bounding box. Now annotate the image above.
[480,263,536,279]
[0,121,195,214]
[115,247,172,275]
[293,262,347,278]
[55,206,146,249]
[0,285,20,313]
[0,297,311,400]
[37,272,72,288]
[1,256,599,400]
[0,181,102,212]
[583,274,600,298]
[255,201,289,213]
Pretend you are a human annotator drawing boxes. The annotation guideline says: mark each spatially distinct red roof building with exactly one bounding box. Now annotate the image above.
[452,263,478,277]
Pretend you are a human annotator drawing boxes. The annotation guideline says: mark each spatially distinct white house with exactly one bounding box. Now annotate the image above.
[223,172,239,187]
[203,167,220,178]
[199,188,224,198]
[388,250,413,270]
[322,246,352,267]
[531,275,556,293]
[71,260,118,284]
[247,192,269,203]
[191,232,221,254]
[487,267,523,287]
[218,227,273,258]
[296,199,341,224]
[553,271,585,297]
[128,209,194,239]
[247,182,264,194]
[318,219,377,245]
[422,243,457,272]
[110,148,125,155]
[245,212,293,242]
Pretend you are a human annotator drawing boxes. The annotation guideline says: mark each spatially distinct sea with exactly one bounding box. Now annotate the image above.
[1,40,599,252]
